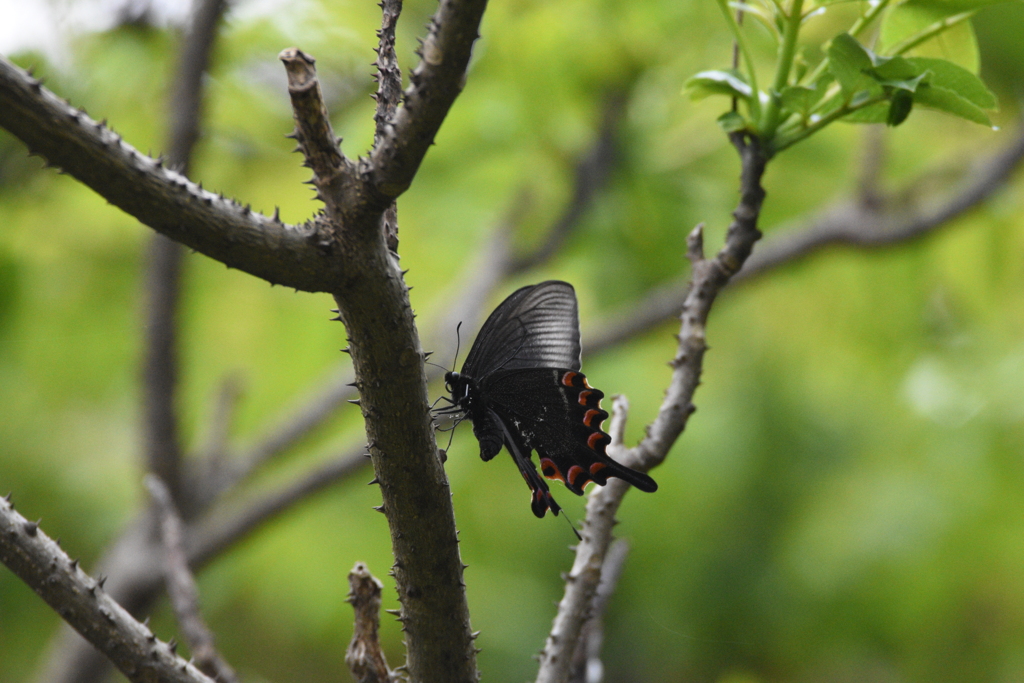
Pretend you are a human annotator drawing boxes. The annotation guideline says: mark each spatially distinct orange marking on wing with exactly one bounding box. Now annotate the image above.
[566,465,585,488]
[578,389,593,406]
[587,432,606,451]
[540,457,565,483]
[582,375,592,388]
[583,409,603,427]
[561,371,578,387]
[589,462,608,476]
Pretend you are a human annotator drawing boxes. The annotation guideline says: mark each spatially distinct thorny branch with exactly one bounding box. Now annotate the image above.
[0,56,336,293]
[373,0,403,252]
[537,132,768,683]
[0,496,216,683]
[147,477,238,683]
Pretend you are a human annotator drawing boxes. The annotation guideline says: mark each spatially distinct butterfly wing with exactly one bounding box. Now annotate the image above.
[481,368,658,508]
[461,281,582,378]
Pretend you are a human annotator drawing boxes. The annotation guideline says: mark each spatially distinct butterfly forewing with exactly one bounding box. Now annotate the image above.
[461,281,582,378]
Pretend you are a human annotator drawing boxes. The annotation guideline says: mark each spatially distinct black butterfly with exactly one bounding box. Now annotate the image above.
[439,281,657,518]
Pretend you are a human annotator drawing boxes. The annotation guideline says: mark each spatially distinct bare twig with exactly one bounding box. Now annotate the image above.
[196,374,244,467]
[147,477,239,683]
[201,366,357,504]
[345,563,399,683]
[188,449,369,567]
[144,234,186,506]
[582,126,1024,355]
[369,0,488,199]
[568,538,630,683]
[373,0,404,256]
[143,0,229,513]
[509,93,624,273]
[538,133,768,683]
[0,496,217,683]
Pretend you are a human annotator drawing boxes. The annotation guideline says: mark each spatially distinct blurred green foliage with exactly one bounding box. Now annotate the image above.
[2,0,1024,681]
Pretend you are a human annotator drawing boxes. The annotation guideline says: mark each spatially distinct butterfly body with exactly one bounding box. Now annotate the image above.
[443,281,657,518]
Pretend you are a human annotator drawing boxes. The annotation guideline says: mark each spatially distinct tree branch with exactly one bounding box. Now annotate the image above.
[346,563,399,683]
[0,56,338,293]
[582,125,1024,355]
[144,234,187,506]
[143,0,228,513]
[187,449,369,567]
[538,133,768,683]
[369,0,488,200]
[32,447,370,683]
[568,538,629,683]
[147,477,238,683]
[374,0,403,252]
[0,496,216,683]
[509,93,624,273]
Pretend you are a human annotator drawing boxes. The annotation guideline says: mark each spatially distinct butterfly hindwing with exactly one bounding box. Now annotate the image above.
[481,368,657,505]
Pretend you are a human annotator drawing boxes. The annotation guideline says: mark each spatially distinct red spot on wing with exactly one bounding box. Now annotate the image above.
[587,432,606,451]
[589,462,608,476]
[561,371,578,387]
[578,390,593,406]
[540,457,565,483]
[583,409,603,427]
[566,465,585,488]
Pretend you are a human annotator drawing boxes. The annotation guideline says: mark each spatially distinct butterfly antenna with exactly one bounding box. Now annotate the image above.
[562,512,582,541]
[425,360,450,372]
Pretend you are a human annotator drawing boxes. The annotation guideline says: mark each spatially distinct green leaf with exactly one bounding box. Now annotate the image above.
[828,34,881,98]
[914,83,992,124]
[878,1,980,72]
[842,101,891,123]
[717,111,749,133]
[779,85,820,117]
[870,55,920,80]
[905,56,997,108]
[887,90,915,126]
[867,55,929,91]
[875,71,930,92]
[683,70,753,101]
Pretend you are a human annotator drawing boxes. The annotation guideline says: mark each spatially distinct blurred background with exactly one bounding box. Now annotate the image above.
[2,0,1024,681]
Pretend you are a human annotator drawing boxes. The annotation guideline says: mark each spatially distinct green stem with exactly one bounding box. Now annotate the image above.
[888,10,975,56]
[772,94,886,154]
[802,0,891,87]
[717,0,761,120]
[760,0,805,137]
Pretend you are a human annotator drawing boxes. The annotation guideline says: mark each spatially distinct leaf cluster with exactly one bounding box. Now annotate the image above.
[684,0,1006,155]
